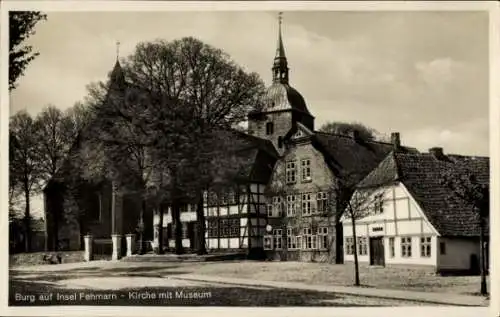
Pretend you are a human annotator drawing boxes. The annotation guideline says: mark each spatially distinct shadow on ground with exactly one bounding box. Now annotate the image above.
[10,265,189,282]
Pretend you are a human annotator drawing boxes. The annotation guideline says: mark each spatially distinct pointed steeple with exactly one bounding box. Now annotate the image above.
[109,41,126,90]
[272,12,289,84]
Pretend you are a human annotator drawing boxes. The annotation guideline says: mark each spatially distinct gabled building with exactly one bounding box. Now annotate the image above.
[341,149,489,273]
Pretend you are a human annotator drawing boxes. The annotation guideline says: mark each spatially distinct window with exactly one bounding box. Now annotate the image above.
[420,237,431,257]
[181,223,189,239]
[208,220,219,238]
[263,235,273,250]
[302,193,312,216]
[286,195,297,217]
[440,241,446,255]
[317,192,328,213]
[318,227,328,250]
[278,136,283,148]
[302,228,311,249]
[267,204,273,217]
[287,228,297,249]
[345,237,354,255]
[266,122,274,135]
[357,237,368,255]
[373,193,384,214]
[302,228,317,250]
[229,219,240,237]
[87,191,102,222]
[286,161,297,184]
[273,229,283,250]
[301,159,312,182]
[228,190,236,205]
[296,235,303,250]
[401,237,412,257]
[220,193,228,205]
[208,191,218,206]
[273,196,283,217]
[389,237,395,258]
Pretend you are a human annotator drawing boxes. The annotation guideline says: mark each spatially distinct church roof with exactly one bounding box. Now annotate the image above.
[264,83,311,115]
[357,151,489,237]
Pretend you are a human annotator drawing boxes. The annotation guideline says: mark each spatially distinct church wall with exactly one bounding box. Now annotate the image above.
[86,182,112,239]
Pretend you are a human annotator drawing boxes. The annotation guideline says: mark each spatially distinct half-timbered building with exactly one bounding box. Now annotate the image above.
[342,149,489,273]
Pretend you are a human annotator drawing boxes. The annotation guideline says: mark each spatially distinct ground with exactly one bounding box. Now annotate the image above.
[9,259,489,307]
[179,260,487,295]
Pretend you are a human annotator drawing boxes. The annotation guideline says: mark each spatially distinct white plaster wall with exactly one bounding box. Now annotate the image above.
[343,183,439,267]
[438,237,479,270]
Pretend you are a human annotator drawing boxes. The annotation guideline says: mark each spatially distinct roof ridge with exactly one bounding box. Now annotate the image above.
[315,130,391,146]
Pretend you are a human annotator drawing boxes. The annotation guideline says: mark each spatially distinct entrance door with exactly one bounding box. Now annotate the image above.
[370,237,385,266]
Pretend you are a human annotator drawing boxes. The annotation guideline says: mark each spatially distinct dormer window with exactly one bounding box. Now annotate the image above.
[266,122,274,135]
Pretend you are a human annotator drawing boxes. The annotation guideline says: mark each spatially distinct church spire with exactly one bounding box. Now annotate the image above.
[109,41,126,90]
[272,12,289,84]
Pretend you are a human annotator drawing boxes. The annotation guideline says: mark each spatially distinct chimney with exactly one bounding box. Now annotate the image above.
[429,147,445,159]
[391,132,401,150]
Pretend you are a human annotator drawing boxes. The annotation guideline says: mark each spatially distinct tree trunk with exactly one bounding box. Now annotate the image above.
[196,190,207,255]
[479,216,487,295]
[172,201,184,255]
[351,209,360,286]
[335,220,343,264]
[156,202,164,254]
[283,203,288,261]
[24,186,31,253]
[137,199,146,255]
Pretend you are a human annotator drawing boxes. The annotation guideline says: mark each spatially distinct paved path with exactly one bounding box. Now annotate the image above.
[172,274,489,306]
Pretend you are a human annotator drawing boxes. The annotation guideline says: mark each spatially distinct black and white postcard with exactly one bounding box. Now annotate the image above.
[2,1,498,317]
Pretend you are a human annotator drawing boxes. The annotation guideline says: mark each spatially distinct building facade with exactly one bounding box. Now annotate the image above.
[342,150,489,273]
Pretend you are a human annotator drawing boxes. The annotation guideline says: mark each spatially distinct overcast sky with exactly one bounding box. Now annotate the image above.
[10,10,489,156]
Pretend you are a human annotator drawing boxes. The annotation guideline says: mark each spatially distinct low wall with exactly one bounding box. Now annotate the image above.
[9,251,85,267]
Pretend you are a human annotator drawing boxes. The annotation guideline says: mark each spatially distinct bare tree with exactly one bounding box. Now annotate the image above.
[344,187,377,286]
[121,37,266,255]
[34,105,80,250]
[10,111,43,252]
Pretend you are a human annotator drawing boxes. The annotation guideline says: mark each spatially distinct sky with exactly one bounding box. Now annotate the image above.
[10,10,490,157]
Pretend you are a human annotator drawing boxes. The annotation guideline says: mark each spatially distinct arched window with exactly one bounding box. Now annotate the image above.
[266,122,274,135]
[87,191,102,222]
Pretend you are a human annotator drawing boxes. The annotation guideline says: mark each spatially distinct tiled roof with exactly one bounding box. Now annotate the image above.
[225,130,278,183]
[358,151,489,237]
[312,132,418,187]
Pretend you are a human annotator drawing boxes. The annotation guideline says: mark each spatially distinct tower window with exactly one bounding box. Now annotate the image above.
[266,122,274,135]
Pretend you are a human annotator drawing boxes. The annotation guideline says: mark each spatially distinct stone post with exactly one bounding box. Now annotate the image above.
[126,233,136,257]
[111,234,122,260]
[84,234,93,262]
[153,224,161,254]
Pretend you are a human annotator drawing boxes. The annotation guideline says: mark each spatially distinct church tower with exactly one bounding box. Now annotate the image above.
[248,13,315,155]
